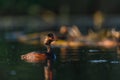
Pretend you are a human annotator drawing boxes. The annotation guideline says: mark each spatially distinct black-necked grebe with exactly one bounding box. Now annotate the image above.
[21,33,56,63]
[21,33,56,80]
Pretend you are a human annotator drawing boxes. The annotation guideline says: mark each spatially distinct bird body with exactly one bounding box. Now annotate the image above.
[21,51,47,63]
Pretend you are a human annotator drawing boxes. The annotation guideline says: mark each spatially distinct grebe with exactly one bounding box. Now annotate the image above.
[21,33,55,63]
[21,33,56,80]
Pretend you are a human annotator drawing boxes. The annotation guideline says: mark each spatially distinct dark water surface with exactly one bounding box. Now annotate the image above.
[0,32,120,80]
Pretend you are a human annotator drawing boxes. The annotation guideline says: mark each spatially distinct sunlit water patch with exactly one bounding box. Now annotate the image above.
[89,59,120,64]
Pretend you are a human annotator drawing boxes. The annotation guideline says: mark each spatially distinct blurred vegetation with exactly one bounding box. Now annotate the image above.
[0,0,58,15]
[0,0,120,15]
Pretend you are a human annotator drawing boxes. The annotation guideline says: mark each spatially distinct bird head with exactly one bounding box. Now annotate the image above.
[44,33,56,46]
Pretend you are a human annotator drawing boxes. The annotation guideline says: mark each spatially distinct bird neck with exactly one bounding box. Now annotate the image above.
[46,45,52,53]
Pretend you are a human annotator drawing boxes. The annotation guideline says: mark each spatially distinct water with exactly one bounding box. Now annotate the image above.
[0,31,120,80]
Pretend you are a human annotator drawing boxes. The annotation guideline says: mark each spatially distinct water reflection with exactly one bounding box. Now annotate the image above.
[1,31,120,80]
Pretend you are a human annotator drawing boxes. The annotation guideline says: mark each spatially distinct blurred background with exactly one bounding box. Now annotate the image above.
[0,0,120,32]
[0,0,120,80]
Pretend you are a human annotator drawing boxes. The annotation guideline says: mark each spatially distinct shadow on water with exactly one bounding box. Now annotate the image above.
[0,32,120,80]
